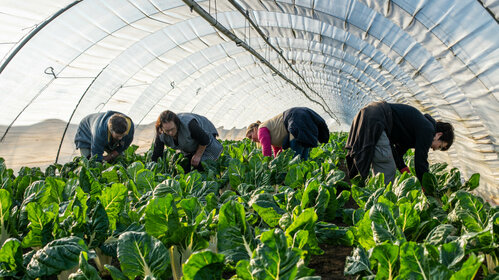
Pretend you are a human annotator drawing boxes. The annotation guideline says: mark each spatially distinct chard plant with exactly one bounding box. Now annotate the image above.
[0,133,496,279]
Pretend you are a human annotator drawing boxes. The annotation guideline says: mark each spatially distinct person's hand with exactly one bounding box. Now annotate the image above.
[103,150,119,162]
[191,154,202,167]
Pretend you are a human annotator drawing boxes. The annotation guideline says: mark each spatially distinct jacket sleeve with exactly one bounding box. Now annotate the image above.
[414,141,431,183]
[151,134,165,162]
[258,127,273,157]
[392,143,409,170]
[91,129,107,162]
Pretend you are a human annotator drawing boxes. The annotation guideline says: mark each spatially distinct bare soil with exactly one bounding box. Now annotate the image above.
[309,244,355,280]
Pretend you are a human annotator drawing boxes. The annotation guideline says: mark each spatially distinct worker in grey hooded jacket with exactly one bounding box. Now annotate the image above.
[151,110,222,170]
[74,111,134,162]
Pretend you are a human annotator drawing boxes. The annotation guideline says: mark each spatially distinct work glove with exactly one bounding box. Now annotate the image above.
[400,166,411,174]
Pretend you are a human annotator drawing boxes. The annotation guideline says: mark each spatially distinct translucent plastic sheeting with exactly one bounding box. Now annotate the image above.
[0,0,498,204]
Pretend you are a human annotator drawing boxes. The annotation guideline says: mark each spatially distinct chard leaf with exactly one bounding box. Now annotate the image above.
[179,197,202,224]
[284,164,307,189]
[351,185,373,209]
[126,161,145,181]
[249,193,285,227]
[364,188,385,211]
[0,238,22,274]
[190,181,219,203]
[247,155,271,186]
[292,230,309,249]
[228,159,245,188]
[367,173,387,190]
[104,264,129,280]
[145,195,185,246]
[452,192,487,232]
[0,189,12,245]
[182,250,224,280]
[235,259,253,280]
[61,187,89,231]
[184,172,203,192]
[393,177,419,199]
[443,169,462,192]
[335,190,351,212]
[98,183,127,232]
[301,180,330,220]
[369,203,403,244]
[205,193,218,213]
[325,169,345,186]
[79,166,101,196]
[315,222,354,246]
[422,173,438,196]
[68,251,101,280]
[117,231,169,279]
[425,224,456,245]
[153,179,182,198]
[449,253,483,280]
[44,177,65,205]
[464,173,480,191]
[371,242,399,279]
[439,240,466,270]
[102,166,120,184]
[427,265,454,280]
[86,200,109,248]
[396,202,420,234]
[217,200,255,264]
[430,162,448,174]
[135,169,156,194]
[22,250,35,270]
[26,236,88,278]
[22,202,58,248]
[397,241,432,280]
[22,180,47,206]
[344,246,373,276]
[353,211,376,250]
[285,208,322,255]
[236,183,256,197]
[457,227,495,254]
[285,189,301,212]
[251,229,313,280]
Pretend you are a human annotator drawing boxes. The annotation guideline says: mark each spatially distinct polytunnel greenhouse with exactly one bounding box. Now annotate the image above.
[0,0,498,279]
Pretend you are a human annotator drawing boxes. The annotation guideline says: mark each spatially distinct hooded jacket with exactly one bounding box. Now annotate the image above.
[346,102,436,182]
[74,111,134,161]
[282,107,330,148]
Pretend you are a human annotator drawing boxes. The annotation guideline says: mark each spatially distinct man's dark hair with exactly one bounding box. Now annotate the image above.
[108,114,128,134]
[155,110,181,134]
[436,121,454,151]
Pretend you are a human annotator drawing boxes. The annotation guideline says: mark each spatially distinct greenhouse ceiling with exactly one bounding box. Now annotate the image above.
[0,0,498,204]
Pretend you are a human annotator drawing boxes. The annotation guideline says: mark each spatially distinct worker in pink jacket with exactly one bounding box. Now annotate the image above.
[246,107,329,160]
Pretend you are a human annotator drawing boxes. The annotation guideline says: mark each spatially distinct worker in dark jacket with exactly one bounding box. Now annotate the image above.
[151,110,222,170]
[246,107,330,160]
[74,111,134,162]
[346,101,454,187]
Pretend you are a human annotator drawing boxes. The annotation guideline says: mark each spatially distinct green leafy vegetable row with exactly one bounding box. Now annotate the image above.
[0,132,497,280]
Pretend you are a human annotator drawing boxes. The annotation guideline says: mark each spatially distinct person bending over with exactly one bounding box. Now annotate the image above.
[74,111,134,162]
[346,101,454,188]
[246,107,330,160]
[152,110,222,171]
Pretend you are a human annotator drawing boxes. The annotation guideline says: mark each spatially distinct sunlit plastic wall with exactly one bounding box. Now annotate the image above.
[0,0,497,204]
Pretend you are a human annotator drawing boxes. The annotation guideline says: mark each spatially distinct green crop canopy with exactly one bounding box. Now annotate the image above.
[0,0,498,204]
